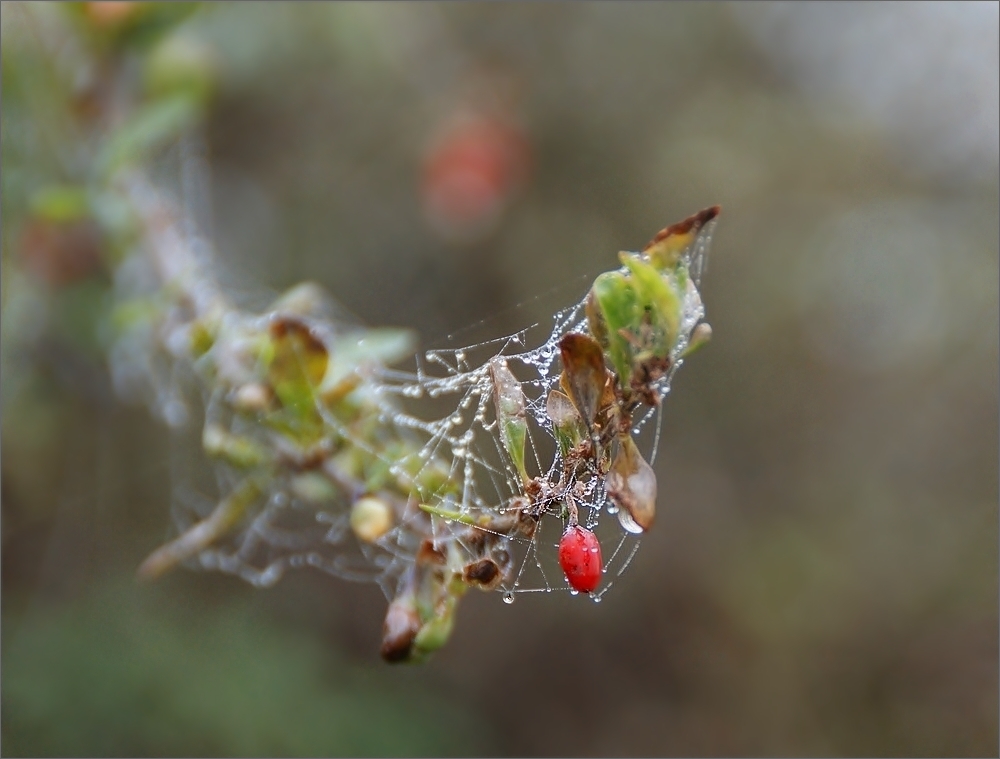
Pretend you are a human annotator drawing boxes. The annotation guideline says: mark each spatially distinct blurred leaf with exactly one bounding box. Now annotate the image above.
[29,185,90,224]
[66,2,200,52]
[97,93,200,176]
[266,317,328,439]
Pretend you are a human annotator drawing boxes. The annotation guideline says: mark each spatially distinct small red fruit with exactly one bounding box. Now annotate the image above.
[558,524,602,594]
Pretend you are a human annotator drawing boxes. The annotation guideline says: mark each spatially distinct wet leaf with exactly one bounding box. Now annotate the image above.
[620,252,682,358]
[267,316,328,424]
[545,388,585,458]
[680,321,712,359]
[607,434,657,533]
[587,270,639,385]
[320,328,416,401]
[643,205,720,272]
[412,593,458,662]
[489,358,528,483]
[558,332,610,429]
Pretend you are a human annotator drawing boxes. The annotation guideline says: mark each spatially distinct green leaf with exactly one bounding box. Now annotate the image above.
[621,252,682,357]
[98,93,200,176]
[29,185,90,223]
[320,328,416,399]
[202,424,268,469]
[412,597,457,661]
[546,388,584,458]
[588,270,639,384]
[489,358,528,484]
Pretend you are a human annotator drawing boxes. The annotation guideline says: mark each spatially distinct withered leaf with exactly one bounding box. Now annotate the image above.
[607,434,657,533]
[558,333,610,429]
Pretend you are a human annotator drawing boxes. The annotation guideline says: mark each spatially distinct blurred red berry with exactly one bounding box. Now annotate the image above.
[83,1,140,28]
[421,111,530,244]
[558,523,602,594]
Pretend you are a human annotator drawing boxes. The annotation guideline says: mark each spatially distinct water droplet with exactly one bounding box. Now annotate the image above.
[592,594,602,604]
[569,588,579,596]
[502,592,515,604]
[616,508,645,535]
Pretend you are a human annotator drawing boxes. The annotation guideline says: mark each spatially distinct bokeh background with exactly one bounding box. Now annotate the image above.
[2,2,997,756]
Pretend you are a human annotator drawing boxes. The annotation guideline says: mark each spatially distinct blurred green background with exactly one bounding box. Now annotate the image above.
[2,2,997,756]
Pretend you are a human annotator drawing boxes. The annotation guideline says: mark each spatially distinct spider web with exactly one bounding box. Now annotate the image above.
[116,147,715,606]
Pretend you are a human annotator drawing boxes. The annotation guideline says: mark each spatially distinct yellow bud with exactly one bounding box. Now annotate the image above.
[350,497,394,543]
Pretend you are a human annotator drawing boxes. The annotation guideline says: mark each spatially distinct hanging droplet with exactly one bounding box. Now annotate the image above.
[502,591,515,604]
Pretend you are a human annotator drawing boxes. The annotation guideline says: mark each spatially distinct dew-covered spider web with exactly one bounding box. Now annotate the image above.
[117,143,715,607]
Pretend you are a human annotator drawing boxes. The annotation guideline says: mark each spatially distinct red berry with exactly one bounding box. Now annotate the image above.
[420,112,530,243]
[558,524,602,593]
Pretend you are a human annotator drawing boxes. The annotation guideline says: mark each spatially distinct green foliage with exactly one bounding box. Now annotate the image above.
[1,582,487,757]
